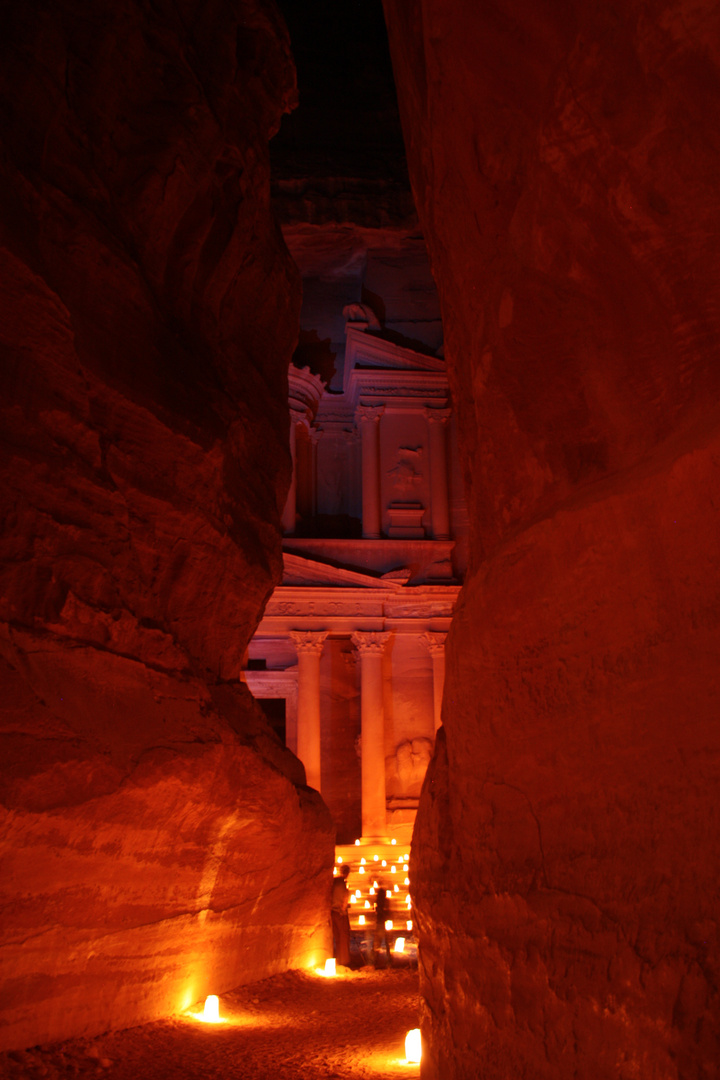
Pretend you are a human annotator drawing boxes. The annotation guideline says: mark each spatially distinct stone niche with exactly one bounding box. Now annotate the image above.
[0,0,334,1051]
[383,0,720,1077]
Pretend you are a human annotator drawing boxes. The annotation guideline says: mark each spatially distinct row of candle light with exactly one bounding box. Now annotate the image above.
[335,849,413,930]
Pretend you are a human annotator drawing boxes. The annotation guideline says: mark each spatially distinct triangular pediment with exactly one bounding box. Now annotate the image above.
[282,552,405,590]
[344,326,445,386]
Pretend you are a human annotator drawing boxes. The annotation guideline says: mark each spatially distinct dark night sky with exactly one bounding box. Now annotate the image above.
[271,0,409,183]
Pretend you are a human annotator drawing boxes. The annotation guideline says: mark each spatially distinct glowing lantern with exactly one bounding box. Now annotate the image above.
[405,893,411,903]
[337,856,343,863]
[369,887,375,895]
[355,889,361,897]
[394,884,399,892]
[355,839,360,846]
[407,920,413,931]
[359,914,366,925]
[381,860,387,867]
[391,866,396,875]
[373,854,379,862]
[398,856,404,863]
[373,880,379,888]
[391,838,397,845]
[405,1029,422,1064]
[364,900,370,908]
[324,958,336,977]
[203,996,220,1023]
[404,876,410,885]
[359,866,366,875]
[361,857,366,864]
[394,937,405,954]
[385,920,393,931]
[350,895,357,904]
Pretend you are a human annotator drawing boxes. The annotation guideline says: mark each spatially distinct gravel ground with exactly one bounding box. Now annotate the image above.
[0,964,421,1080]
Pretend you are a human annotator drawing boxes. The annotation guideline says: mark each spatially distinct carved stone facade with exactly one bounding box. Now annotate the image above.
[245,320,467,843]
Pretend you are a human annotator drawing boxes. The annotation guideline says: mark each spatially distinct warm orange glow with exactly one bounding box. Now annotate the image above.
[405,1028,422,1064]
[186,995,229,1024]
[324,958,336,977]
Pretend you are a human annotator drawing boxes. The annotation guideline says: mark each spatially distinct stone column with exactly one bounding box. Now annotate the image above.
[289,631,328,791]
[420,631,448,732]
[356,405,384,538]
[282,408,305,535]
[425,407,452,540]
[351,630,392,839]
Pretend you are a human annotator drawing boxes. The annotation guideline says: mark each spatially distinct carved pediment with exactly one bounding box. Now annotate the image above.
[282,552,406,590]
[345,326,446,373]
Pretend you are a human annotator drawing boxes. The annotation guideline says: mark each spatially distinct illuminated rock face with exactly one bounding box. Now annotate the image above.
[383,2,720,1076]
[0,0,333,1050]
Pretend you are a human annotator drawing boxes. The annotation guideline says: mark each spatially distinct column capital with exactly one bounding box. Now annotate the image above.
[424,406,452,425]
[351,630,392,655]
[420,631,447,656]
[289,630,329,655]
[355,403,385,426]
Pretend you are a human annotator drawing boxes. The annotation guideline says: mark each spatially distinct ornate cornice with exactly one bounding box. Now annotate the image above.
[355,403,385,425]
[289,629,329,655]
[351,630,392,655]
[419,631,447,656]
[424,406,452,425]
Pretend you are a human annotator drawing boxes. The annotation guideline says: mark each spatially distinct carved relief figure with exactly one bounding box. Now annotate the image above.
[387,446,424,497]
[386,737,434,799]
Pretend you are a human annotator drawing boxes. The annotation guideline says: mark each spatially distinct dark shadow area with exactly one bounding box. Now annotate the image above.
[292,328,337,385]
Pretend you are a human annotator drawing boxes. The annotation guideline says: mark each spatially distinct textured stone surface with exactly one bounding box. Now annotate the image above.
[383,1,720,1076]
[0,0,333,1051]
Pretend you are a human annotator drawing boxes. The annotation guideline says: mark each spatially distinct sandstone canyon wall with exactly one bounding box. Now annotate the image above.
[0,0,333,1051]
[383,2,720,1077]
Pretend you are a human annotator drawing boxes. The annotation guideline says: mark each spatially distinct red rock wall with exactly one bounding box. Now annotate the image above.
[383,2,720,1076]
[0,0,333,1051]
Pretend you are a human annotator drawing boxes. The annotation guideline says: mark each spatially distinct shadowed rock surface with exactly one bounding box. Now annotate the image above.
[0,0,333,1051]
[383,1,720,1077]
